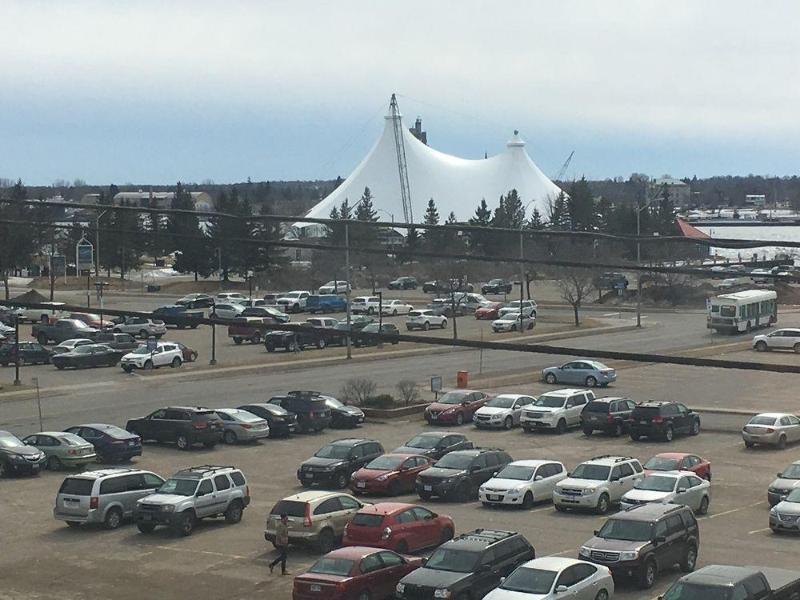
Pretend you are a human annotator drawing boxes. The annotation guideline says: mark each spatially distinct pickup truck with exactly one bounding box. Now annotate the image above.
[661,565,800,600]
[306,294,347,314]
[150,305,204,329]
[264,324,326,352]
[32,318,98,345]
[112,316,167,339]
[228,317,280,345]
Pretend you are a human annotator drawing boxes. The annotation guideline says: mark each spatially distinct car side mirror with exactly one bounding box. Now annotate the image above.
[677,488,687,494]
[492,471,498,477]
[593,530,599,536]
[478,564,491,573]
[461,400,469,406]
[566,472,571,477]
[556,585,568,593]
[778,473,784,478]
[610,475,620,482]
[420,557,427,566]
[654,536,666,544]
[534,475,543,481]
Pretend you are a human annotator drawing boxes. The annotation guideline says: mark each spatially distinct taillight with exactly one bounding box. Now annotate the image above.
[607,415,615,424]
[381,527,392,540]
[111,440,126,445]
[652,416,664,424]
[193,422,208,430]
[304,503,313,528]
[89,496,98,509]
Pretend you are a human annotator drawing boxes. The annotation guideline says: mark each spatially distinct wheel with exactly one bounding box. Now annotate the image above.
[233,337,243,345]
[395,540,409,554]
[136,522,156,534]
[367,307,374,315]
[746,321,752,333]
[595,493,610,515]
[778,435,787,450]
[613,422,624,437]
[175,511,196,536]
[456,413,464,426]
[503,416,513,430]
[265,343,275,353]
[103,507,123,530]
[224,500,243,524]
[143,360,153,370]
[224,430,238,444]
[545,373,557,384]
[522,492,534,509]
[122,365,133,373]
[555,419,567,435]
[419,491,432,500]
[744,440,754,448]
[423,321,430,331]
[292,304,301,314]
[393,309,398,316]
[139,329,149,339]
[46,455,62,471]
[594,590,609,600]
[554,503,567,512]
[318,528,335,553]
[176,435,190,450]
[37,333,48,345]
[171,357,182,368]
[510,324,517,332]
[794,343,800,354]
[441,319,447,329]
[66,521,81,528]
[690,420,700,436]
[335,472,348,489]
[755,340,768,351]
[637,559,658,589]
[664,426,674,442]
[697,496,709,515]
[680,544,698,573]
[316,338,326,349]
[585,376,597,387]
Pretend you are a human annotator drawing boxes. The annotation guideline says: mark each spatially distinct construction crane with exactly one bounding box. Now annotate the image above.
[389,93,413,223]
[554,150,574,182]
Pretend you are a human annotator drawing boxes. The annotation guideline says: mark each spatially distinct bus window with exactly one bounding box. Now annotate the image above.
[720,305,736,318]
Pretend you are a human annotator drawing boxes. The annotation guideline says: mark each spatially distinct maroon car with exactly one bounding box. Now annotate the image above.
[293,546,423,600]
[474,302,503,320]
[424,390,489,425]
[644,452,712,481]
[350,454,433,496]
[343,503,454,554]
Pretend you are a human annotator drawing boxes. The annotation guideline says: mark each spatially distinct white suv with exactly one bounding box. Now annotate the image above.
[351,296,381,315]
[318,281,350,295]
[120,342,184,372]
[498,300,537,318]
[520,389,595,434]
[553,455,644,514]
[406,309,447,331]
[753,328,800,353]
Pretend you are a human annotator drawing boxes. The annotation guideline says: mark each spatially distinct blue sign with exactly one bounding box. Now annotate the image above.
[76,240,94,272]
[146,338,158,352]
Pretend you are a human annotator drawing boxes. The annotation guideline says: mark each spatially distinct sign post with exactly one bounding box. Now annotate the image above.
[76,237,94,308]
[430,375,442,401]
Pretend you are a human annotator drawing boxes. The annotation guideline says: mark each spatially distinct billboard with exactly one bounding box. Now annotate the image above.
[76,240,94,273]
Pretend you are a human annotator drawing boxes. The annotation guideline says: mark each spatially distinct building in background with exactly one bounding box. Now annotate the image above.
[651,177,691,206]
[112,191,214,211]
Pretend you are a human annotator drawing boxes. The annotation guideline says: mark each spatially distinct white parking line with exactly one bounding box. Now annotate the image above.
[748,527,771,535]
[138,544,251,561]
[703,500,765,520]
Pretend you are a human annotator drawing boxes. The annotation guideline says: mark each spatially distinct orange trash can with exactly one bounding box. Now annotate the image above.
[456,371,469,388]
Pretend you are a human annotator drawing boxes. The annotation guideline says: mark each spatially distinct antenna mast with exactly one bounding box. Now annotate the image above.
[389,94,413,223]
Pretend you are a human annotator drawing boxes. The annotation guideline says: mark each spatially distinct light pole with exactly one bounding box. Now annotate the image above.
[375,208,394,223]
[95,209,108,277]
[344,223,352,360]
[635,184,662,328]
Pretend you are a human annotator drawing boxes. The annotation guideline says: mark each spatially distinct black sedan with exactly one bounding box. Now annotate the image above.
[0,342,52,366]
[387,276,418,290]
[353,323,400,347]
[237,403,298,436]
[51,344,124,370]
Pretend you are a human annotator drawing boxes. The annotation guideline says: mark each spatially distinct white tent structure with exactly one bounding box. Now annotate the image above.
[297,96,564,234]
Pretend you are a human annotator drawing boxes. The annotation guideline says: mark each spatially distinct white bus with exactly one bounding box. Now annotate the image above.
[707,289,777,334]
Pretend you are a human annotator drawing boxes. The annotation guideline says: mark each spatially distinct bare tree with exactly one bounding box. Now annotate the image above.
[396,380,420,405]
[557,268,595,326]
[339,377,376,405]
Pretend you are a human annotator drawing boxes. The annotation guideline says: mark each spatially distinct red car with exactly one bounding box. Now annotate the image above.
[643,452,712,480]
[350,454,433,496]
[424,390,489,425]
[343,502,454,553]
[293,546,423,600]
[69,312,113,330]
[177,342,198,362]
[474,302,503,320]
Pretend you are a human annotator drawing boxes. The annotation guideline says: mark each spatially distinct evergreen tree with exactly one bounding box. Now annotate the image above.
[567,177,595,231]
[502,189,525,229]
[423,198,439,225]
[422,198,443,254]
[547,191,571,230]
[656,185,676,234]
[168,182,212,280]
[354,187,377,222]
[468,198,492,254]
[526,207,545,230]
[103,207,144,279]
[0,180,38,298]
[207,187,252,280]
[596,196,613,232]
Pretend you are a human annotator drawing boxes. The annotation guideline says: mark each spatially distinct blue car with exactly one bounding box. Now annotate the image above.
[541,360,616,388]
[64,424,142,463]
[306,294,347,314]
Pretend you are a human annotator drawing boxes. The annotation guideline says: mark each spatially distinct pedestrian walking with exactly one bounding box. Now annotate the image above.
[269,513,289,575]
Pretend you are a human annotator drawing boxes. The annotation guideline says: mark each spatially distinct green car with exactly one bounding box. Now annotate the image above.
[22,432,97,471]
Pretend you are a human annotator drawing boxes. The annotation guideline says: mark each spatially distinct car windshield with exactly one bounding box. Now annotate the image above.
[719,305,736,318]
[584,402,611,413]
[437,392,468,405]
[366,456,404,470]
[425,549,480,573]
[435,454,473,470]
[749,415,778,426]
[635,476,677,492]
[130,346,152,355]
[644,456,680,471]
[362,324,379,333]
[785,489,800,503]
[597,519,653,541]
[0,435,24,449]
[309,557,354,577]
[59,433,89,446]
[315,445,352,460]
[284,293,301,299]
[325,398,344,409]
[157,478,198,496]
[534,394,566,408]
[508,301,523,308]
[781,464,800,479]
[73,346,94,354]
[485,396,515,409]
[495,465,536,481]
[662,582,730,600]
[501,313,522,320]
[500,567,557,594]
[571,464,610,481]
[405,435,440,450]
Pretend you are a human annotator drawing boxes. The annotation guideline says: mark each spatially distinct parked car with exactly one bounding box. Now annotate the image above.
[298,438,385,489]
[542,360,616,387]
[343,502,454,553]
[19,301,66,324]
[392,432,474,460]
[596,272,629,290]
[212,302,245,320]
[52,343,124,370]
[293,547,424,600]
[306,317,339,332]
[448,292,493,314]
[427,299,465,317]
[93,331,139,352]
[770,488,800,534]
[215,291,249,304]
[0,341,52,366]
[406,309,447,331]
[134,465,249,536]
[120,341,184,372]
[125,407,224,450]
[492,312,535,333]
[520,389,595,434]
[228,316,276,345]
[350,454,434,496]
[150,305,203,329]
[320,395,365,428]
[112,316,166,339]
[353,323,400,347]
[277,291,312,313]
[215,408,271,444]
[307,294,348,314]
[176,293,214,309]
[479,459,568,509]
[266,490,366,553]
[629,401,701,442]
[381,299,414,316]
[387,276,418,290]
[269,393,331,433]
[351,296,382,315]
[69,312,113,330]
[498,299,537,318]
[0,430,46,477]
[753,328,800,352]
[395,529,535,600]
[473,394,536,429]
[482,279,514,295]
[32,318,97,345]
[768,461,800,507]
[553,455,644,514]
[580,503,700,589]
[237,403,298,437]
[242,305,290,322]
[63,423,142,463]
[176,342,198,362]
[53,468,165,529]
[422,280,447,294]
[415,448,513,501]
[742,412,800,449]
[485,557,614,600]
[581,396,637,437]
[424,390,490,426]
[644,453,712,481]
[317,280,350,295]
[264,324,326,352]
[22,431,96,471]
[621,471,711,514]
[474,302,504,320]
[661,565,800,600]
[51,338,95,355]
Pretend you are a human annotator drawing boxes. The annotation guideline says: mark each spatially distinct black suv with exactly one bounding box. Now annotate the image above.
[264,323,325,352]
[582,397,637,437]
[629,401,701,442]
[388,276,418,290]
[288,391,365,428]
[482,279,513,295]
[268,393,331,433]
[353,323,400,347]
[416,448,513,502]
[579,503,700,589]
[298,438,384,489]
[396,529,535,600]
[0,342,52,366]
[392,431,474,460]
[237,403,298,437]
[125,406,224,450]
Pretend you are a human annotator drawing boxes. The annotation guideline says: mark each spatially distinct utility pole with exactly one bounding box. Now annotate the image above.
[95,209,108,277]
[344,223,352,359]
[13,315,21,385]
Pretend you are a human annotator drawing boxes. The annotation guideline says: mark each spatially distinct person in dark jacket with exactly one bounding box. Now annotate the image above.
[269,514,289,575]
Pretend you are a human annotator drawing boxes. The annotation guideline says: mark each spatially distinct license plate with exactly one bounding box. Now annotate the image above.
[128,441,135,446]
[640,421,647,425]
[424,485,432,491]
[141,514,152,521]
[357,482,366,488]
[310,585,321,592]
[488,495,501,501]
[304,473,313,479]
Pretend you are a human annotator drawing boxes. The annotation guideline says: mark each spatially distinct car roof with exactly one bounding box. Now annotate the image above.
[67,468,149,480]
[635,401,674,408]
[518,557,583,571]
[323,546,383,560]
[753,412,794,419]
[328,438,375,446]
[35,431,83,438]
[653,452,692,460]
[539,388,587,397]
[283,490,352,503]
[357,502,416,516]
[506,459,554,468]
[165,406,215,412]
[445,529,519,550]
[584,455,637,466]
[492,394,532,400]
[76,423,122,430]
[410,431,452,439]
[589,396,630,403]
[642,470,698,480]
[613,502,688,521]
[378,452,428,461]
[684,565,761,586]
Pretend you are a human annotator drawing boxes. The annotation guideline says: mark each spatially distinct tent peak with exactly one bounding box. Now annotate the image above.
[507,130,525,148]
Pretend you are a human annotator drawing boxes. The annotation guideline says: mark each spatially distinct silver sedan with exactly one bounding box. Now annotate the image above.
[215,408,270,444]
[742,412,800,449]
[484,557,614,600]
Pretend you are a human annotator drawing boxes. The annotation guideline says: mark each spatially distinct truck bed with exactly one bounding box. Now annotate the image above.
[752,567,800,598]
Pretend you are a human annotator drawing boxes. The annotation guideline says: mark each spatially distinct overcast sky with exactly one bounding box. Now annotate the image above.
[2,1,799,185]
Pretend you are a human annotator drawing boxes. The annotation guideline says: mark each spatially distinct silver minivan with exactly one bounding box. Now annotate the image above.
[54,468,164,529]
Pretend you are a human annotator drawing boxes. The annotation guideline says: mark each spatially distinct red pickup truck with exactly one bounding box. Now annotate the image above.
[227,317,279,344]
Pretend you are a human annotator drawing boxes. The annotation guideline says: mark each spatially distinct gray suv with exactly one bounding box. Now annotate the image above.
[134,465,250,536]
[54,468,165,529]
